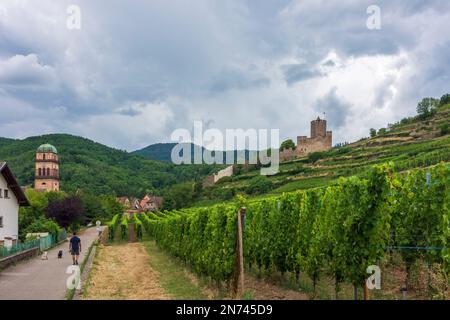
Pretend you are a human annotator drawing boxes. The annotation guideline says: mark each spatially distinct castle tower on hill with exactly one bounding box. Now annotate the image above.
[311,117,327,138]
[280,116,332,162]
[34,143,60,192]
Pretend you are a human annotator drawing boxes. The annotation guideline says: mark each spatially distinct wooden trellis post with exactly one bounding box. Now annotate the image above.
[232,207,246,297]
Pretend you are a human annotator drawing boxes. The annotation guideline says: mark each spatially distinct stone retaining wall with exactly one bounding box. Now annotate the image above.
[0,247,39,270]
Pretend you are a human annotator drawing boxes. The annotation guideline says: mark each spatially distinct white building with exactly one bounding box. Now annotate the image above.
[0,162,30,247]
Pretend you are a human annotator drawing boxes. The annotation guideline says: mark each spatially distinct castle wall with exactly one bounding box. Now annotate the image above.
[279,148,297,162]
[202,165,234,188]
[214,165,234,183]
[202,175,215,188]
[280,128,333,162]
[297,133,332,154]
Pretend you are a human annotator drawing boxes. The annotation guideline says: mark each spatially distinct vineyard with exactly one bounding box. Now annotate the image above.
[107,162,449,299]
[194,104,450,204]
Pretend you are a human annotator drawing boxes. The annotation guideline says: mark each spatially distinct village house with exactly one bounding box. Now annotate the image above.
[116,196,131,208]
[117,195,163,214]
[139,194,163,211]
[130,198,141,210]
[0,162,30,247]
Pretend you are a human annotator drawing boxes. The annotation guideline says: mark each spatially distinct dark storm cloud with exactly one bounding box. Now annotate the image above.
[322,60,336,67]
[209,69,270,93]
[314,88,351,130]
[0,0,449,149]
[282,63,324,85]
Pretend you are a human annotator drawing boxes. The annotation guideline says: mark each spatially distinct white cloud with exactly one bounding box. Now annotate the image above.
[0,0,449,150]
[0,54,58,89]
[67,101,176,150]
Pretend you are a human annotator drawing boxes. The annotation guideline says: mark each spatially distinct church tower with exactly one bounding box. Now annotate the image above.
[34,143,60,192]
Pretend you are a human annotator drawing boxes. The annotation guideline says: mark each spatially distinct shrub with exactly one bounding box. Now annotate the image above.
[307,151,325,163]
[246,176,273,195]
[107,214,120,241]
[280,139,296,151]
[377,128,387,135]
[439,93,450,106]
[120,214,128,240]
[440,124,449,136]
[133,214,143,240]
[417,97,439,119]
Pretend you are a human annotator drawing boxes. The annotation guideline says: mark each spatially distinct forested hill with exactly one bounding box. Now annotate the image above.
[132,143,204,162]
[133,142,256,164]
[0,134,217,197]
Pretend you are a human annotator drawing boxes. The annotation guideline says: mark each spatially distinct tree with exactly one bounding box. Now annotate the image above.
[19,189,52,240]
[246,176,273,195]
[369,128,377,138]
[417,97,439,119]
[193,180,203,197]
[162,183,194,209]
[377,128,387,135]
[307,151,324,163]
[439,93,450,106]
[99,195,124,222]
[79,192,103,224]
[45,196,84,230]
[22,218,61,240]
[280,139,296,151]
[440,124,449,136]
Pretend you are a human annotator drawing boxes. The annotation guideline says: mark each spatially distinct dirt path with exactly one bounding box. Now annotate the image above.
[244,275,308,300]
[82,243,169,299]
[0,227,99,300]
[84,241,310,300]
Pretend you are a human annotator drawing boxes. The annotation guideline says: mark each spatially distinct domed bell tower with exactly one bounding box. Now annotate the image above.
[34,143,60,192]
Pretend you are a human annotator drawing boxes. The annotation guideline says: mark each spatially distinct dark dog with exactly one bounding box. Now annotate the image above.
[58,250,63,259]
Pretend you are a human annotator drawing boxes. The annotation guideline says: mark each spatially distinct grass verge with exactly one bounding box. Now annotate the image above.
[65,237,98,300]
[143,240,207,299]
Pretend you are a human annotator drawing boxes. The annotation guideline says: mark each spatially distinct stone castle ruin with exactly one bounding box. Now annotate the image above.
[201,117,332,187]
[280,117,332,162]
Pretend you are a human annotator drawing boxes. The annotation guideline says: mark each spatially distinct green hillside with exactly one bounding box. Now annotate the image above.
[133,142,255,164]
[195,103,450,205]
[133,142,204,162]
[0,134,217,197]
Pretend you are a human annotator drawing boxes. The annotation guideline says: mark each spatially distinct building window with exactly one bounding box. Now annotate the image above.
[43,154,46,160]
[4,189,9,198]
[47,168,50,176]
[38,168,42,176]
[0,216,3,227]
[0,188,2,198]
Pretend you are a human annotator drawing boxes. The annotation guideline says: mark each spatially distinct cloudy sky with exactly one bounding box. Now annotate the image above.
[0,0,449,151]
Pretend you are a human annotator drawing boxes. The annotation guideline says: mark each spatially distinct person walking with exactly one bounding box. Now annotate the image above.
[69,232,81,265]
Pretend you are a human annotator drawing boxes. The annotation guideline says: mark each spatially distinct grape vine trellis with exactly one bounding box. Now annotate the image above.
[136,162,449,296]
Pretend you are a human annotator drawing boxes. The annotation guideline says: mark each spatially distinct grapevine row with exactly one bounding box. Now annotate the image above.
[140,163,450,290]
